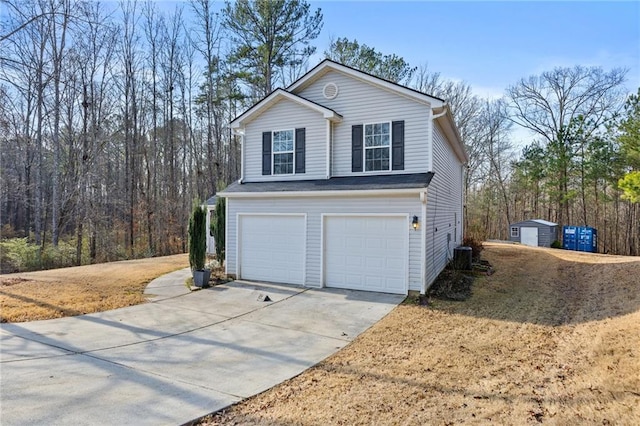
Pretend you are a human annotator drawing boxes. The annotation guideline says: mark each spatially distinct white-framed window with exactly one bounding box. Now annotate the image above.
[510,227,519,238]
[273,129,294,175]
[364,122,390,172]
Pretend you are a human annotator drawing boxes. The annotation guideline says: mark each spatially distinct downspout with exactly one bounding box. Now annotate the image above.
[420,189,428,295]
[237,129,245,183]
[432,105,448,120]
[326,119,331,179]
[431,104,448,172]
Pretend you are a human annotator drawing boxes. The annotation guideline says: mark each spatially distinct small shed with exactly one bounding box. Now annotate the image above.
[509,219,558,248]
[205,195,217,255]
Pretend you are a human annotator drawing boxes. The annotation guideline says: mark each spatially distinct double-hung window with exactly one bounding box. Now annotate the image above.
[273,130,294,175]
[364,122,390,171]
[510,227,519,238]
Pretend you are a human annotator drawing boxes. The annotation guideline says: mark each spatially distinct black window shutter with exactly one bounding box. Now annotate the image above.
[295,128,305,173]
[262,132,271,175]
[392,120,405,170]
[352,124,363,172]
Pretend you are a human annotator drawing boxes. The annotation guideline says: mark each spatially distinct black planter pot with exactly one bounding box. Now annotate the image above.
[193,269,211,288]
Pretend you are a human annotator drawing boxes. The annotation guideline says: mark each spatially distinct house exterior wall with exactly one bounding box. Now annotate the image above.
[293,70,431,176]
[508,220,558,247]
[244,98,327,182]
[424,122,465,287]
[226,194,424,292]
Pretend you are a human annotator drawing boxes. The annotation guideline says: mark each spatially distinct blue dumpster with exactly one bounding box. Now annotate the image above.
[562,226,578,250]
[577,227,597,253]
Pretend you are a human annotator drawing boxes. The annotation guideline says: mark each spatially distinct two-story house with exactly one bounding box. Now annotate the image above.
[218,60,468,295]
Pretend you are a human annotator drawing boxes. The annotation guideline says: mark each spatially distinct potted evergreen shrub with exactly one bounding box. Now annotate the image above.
[188,202,210,287]
[211,197,226,266]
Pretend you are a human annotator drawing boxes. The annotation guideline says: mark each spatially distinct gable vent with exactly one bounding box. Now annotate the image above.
[322,82,339,100]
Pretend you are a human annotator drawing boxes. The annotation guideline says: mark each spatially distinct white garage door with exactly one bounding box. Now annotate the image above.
[239,215,305,285]
[324,215,407,294]
[521,227,539,247]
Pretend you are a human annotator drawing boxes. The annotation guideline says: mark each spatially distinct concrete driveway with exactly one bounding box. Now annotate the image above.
[0,269,403,425]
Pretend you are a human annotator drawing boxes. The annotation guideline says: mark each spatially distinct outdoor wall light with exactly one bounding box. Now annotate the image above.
[412,215,419,231]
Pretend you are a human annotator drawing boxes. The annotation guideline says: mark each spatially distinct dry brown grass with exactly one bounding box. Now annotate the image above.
[203,243,640,425]
[0,254,188,322]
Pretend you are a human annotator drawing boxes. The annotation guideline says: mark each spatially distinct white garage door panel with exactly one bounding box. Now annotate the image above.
[240,215,305,285]
[521,227,539,247]
[324,216,407,294]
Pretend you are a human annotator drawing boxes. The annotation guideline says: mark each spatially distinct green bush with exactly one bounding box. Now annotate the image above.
[551,240,562,249]
[211,197,226,263]
[0,238,77,272]
[0,238,40,272]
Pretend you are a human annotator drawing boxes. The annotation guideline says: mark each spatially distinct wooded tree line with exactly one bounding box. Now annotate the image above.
[1,0,638,273]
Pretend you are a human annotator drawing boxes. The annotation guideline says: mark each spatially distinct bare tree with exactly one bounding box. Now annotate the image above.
[507,66,627,228]
[479,99,514,230]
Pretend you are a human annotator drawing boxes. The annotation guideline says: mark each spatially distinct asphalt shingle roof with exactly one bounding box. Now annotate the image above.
[220,172,435,194]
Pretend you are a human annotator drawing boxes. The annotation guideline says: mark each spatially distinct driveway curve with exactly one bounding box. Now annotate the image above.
[0,269,403,425]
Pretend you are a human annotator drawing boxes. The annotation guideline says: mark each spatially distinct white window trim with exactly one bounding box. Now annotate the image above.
[272,129,295,175]
[511,227,519,238]
[363,121,392,173]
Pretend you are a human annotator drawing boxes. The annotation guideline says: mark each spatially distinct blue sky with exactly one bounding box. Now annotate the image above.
[150,0,638,147]
[310,1,640,98]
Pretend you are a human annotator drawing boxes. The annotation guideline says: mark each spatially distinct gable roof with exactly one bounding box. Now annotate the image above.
[219,172,434,198]
[288,59,446,108]
[288,59,467,163]
[230,88,342,130]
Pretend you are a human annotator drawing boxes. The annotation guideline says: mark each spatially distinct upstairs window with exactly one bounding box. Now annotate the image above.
[273,130,294,175]
[364,122,390,171]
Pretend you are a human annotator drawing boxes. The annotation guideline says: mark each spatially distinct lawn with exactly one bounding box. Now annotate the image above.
[202,243,640,425]
[0,254,188,322]
[2,244,638,424]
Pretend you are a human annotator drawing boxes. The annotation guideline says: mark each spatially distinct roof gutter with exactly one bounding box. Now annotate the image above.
[432,103,448,119]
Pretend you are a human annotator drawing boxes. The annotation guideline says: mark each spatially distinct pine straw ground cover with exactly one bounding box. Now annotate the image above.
[0,254,188,322]
[202,243,640,425]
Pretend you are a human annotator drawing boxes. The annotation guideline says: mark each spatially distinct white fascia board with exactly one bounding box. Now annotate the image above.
[289,60,445,108]
[230,89,342,129]
[218,187,424,199]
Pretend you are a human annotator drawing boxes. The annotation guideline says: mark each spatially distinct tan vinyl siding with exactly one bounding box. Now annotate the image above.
[295,70,430,176]
[424,122,464,287]
[226,195,423,292]
[244,98,326,181]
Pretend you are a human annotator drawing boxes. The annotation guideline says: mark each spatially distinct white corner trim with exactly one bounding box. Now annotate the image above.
[225,199,229,275]
[420,189,428,295]
[427,109,434,172]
